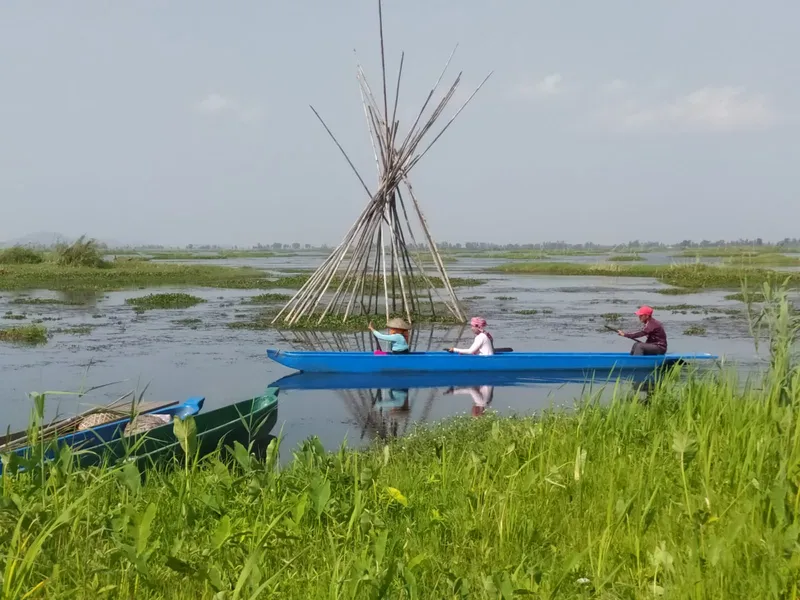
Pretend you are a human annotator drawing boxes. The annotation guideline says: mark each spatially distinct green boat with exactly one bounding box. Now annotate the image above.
[76,387,279,468]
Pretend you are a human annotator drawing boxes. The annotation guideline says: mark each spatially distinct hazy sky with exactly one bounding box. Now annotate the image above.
[1,1,798,247]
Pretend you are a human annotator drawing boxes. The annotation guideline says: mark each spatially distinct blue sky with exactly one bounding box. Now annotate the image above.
[1,0,797,246]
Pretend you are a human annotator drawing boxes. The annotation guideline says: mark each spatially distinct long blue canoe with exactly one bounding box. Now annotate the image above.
[0,396,204,475]
[266,348,717,374]
[270,368,661,391]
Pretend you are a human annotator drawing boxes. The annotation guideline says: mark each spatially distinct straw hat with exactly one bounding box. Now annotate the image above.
[386,317,411,330]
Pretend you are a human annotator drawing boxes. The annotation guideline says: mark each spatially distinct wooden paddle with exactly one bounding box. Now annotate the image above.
[444,347,513,353]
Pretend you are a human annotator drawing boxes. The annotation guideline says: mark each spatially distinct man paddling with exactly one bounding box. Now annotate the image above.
[618,305,667,356]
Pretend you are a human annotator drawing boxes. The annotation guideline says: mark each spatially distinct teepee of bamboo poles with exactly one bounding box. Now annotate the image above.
[273,1,492,327]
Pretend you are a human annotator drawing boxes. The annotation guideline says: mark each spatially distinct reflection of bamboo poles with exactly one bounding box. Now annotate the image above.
[272,0,491,327]
[275,323,468,441]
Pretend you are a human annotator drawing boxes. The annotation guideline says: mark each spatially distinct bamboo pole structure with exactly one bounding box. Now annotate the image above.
[273,0,491,327]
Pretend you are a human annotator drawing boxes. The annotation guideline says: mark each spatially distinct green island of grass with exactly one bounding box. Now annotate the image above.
[125,293,207,311]
[0,323,48,344]
[491,261,800,291]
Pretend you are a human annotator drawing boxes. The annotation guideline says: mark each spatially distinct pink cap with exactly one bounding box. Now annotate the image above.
[470,316,487,329]
[635,305,653,316]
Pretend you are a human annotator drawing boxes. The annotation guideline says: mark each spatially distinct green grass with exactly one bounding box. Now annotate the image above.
[492,261,800,291]
[126,293,206,311]
[0,263,485,293]
[723,253,800,267]
[0,323,47,344]
[676,245,800,257]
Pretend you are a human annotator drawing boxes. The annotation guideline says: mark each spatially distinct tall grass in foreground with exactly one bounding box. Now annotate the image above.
[1,288,799,598]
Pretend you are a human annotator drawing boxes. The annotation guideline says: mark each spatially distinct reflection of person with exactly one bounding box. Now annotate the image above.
[375,389,410,413]
[617,306,667,356]
[445,385,494,416]
[368,318,411,354]
[448,317,495,355]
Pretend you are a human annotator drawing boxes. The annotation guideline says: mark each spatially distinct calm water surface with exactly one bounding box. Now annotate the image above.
[0,255,771,453]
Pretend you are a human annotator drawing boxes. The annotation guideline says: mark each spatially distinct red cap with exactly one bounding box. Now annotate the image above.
[635,305,653,316]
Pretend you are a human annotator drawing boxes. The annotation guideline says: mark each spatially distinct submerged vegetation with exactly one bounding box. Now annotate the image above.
[126,293,206,311]
[0,323,48,344]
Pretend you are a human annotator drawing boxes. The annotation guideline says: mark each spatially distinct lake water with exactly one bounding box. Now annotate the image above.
[0,255,772,454]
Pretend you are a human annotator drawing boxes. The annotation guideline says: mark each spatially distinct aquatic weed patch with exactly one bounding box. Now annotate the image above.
[608,254,644,262]
[0,323,47,344]
[242,293,294,304]
[683,325,707,336]
[126,293,206,311]
[9,297,86,306]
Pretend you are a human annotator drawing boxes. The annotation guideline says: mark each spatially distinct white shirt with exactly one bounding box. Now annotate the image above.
[452,332,494,356]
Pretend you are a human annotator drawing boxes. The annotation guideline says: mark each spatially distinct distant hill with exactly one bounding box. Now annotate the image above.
[0,232,130,249]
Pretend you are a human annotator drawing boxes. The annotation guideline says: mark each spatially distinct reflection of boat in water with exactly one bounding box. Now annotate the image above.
[269,368,658,391]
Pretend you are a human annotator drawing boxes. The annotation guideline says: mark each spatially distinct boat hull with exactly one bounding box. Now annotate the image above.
[1,396,204,475]
[78,388,279,468]
[266,349,717,374]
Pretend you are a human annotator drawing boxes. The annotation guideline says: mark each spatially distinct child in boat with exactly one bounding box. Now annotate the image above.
[368,318,411,354]
[448,317,495,355]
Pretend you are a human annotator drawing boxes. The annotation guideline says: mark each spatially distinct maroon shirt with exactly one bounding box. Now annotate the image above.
[623,317,667,350]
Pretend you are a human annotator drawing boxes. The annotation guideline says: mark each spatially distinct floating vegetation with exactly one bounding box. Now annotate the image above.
[494,296,517,301]
[608,254,644,262]
[542,308,554,314]
[242,293,293,305]
[515,309,538,315]
[3,312,27,320]
[125,293,206,311]
[601,312,622,322]
[725,291,766,303]
[683,325,707,336]
[53,325,94,335]
[173,318,203,329]
[0,324,48,344]
[0,246,44,264]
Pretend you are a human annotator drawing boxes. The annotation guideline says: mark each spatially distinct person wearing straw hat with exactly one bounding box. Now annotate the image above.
[448,316,495,356]
[617,305,667,355]
[368,317,411,354]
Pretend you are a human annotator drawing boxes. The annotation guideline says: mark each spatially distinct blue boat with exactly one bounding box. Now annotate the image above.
[270,368,661,391]
[266,349,718,374]
[0,396,204,475]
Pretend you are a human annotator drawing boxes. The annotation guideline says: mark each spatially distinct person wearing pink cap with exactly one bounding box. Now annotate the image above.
[448,317,495,355]
[618,305,667,355]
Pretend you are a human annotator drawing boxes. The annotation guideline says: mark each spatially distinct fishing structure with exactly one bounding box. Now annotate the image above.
[273,0,492,327]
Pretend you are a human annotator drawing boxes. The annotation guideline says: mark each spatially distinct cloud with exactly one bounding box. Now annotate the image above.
[193,93,263,123]
[593,85,777,133]
[514,73,565,99]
